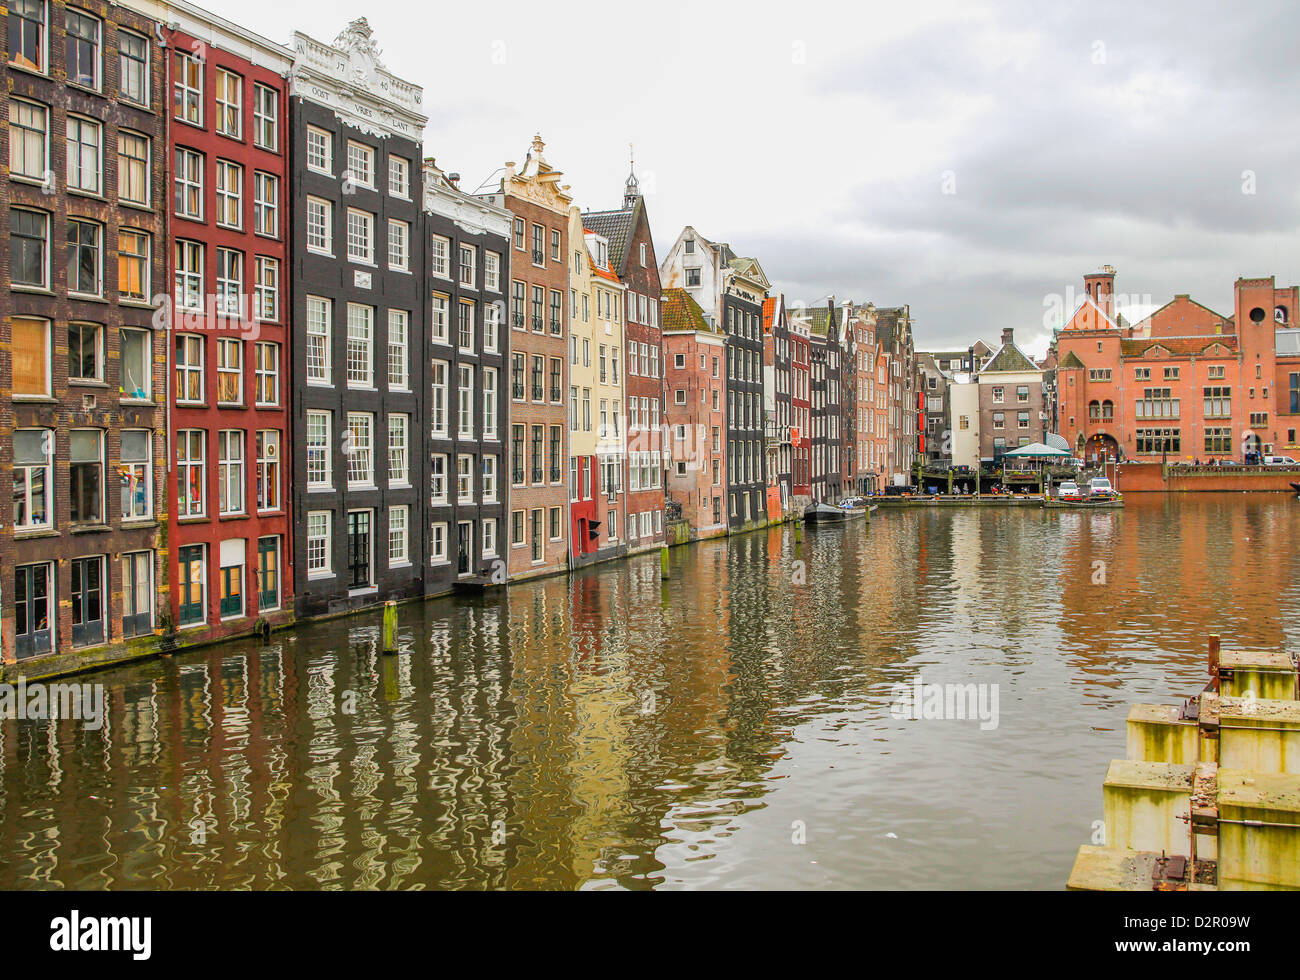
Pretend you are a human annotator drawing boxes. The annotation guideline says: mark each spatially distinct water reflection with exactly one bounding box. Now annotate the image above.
[1,494,1297,889]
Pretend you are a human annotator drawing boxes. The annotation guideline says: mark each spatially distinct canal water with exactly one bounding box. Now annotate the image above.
[2,494,1296,890]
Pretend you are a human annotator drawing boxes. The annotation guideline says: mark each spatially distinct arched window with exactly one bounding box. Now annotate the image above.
[1088,400,1101,420]
[1277,305,1290,324]
[1102,399,1114,420]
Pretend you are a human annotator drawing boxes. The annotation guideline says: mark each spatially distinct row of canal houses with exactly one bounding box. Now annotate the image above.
[0,1,916,667]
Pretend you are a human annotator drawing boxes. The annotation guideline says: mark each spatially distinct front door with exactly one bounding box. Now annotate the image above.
[257,537,279,611]
[347,511,371,589]
[71,556,104,647]
[121,551,152,637]
[15,563,52,659]
[457,521,472,576]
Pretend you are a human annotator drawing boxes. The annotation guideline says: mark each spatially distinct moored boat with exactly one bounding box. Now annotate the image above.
[804,503,849,524]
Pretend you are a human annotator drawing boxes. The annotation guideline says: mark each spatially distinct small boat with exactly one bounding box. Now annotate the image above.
[804,503,849,524]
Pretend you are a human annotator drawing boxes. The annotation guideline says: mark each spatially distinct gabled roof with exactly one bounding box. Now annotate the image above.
[662,287,714,333]
[1058,349,1086,369]
[981,341,1040,373]
[581,209,635,270]
[1060,293,1121,333]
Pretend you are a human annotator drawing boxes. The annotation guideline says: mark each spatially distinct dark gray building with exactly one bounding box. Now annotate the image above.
[288,20,428,618]
[421,159,512,591]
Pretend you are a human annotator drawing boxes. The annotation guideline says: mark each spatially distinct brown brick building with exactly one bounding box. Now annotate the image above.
[477,136,570,580]
[2,0,168,663]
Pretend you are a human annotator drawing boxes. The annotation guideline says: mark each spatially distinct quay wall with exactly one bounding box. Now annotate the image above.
[1119,462,1300,493]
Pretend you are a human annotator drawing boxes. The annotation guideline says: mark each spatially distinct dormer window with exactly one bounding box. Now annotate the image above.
[684,239,694,254]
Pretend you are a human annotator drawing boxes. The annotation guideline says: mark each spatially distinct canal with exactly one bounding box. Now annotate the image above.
[1,494,1296,890]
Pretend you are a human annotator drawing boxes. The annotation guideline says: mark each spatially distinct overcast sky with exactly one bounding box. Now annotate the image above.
[220,0,1299,356]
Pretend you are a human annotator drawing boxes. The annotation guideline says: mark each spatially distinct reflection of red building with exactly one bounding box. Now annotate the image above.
[154,8,294,639]
[791,314,812,504]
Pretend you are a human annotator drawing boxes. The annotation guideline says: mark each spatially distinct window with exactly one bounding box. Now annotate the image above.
[1209,365,1226,380]
[346,140,374,188]
[66,116,100,193]
[511,511,525,547]
[388,506,409,565]
[431,236,450,278]
[549,506,562,540]
[346,304,373,387]
[65,9,100,89]
[11,209,49,288]
[306,126,331,173]
[458,300,475,351]
[253,84,277,150]
[116,228,150,302]
[216,248,244,315]
[217,338,242,404]
[175,147,203,219]
[346,510,372,589]
[432,361,449,437]
[551,229,561,261]
[66,218,101,295]
[174,50,202,124]
[1203,386,1231,419]
[485,251,501,291]
[215,69,242,138]
[346,208,373,263]
[174,240,203,309]
[482,456,497,502]
[8,0,46,73]
[255,256,279,320]
[388,219,409,270]
[1136,428,1181,454]
[256,430,279,511]
[686,268,700,287]
[13,429,53,529]
[550,357,562,403]
[549,426,562,483]
[432,522,448,563]
[1134,367,1151,381]
[459,244,477,287]
[115,30,149,105]
[9,100,48,181]
[550,290,563,335]
[484,303,500,353]
[120,328,150,400]
[1205,427,1232,455]
[388,310,409,390]
[306,196,332,253]
[1136,388,1179,420]
[431,454,448,503]
[307,512,332,577]
[532,224,544,265]
[254,342,279,406]
[511,280,526,328]
[388,414,408,485]
[305,411,331,488]
[218,430,244,515]
[67,322,101,381]
[1017,385,1029,403]
[254,172,278,236]
[530,510,542,561]
[512,425,524,485]
[457,454,474,502]
[69,428,103,523]
[176,429,205,516]
[530,425,543,484]
[513,218,524,250]
[175,334,203,403]
[306,296,332,383]
[483,519,498,556]
[482,367,498,439]
[346,413,374,486]
[1164,366,1180,381]
[458,364,475,438]
[431,293,449,344]
[213,160,242,228]
[388,155,409,197]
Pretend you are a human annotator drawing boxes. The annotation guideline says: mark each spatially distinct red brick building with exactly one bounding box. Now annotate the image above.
[1054,267,1299,465]
[148,4,294,639]
[790,312,811,506]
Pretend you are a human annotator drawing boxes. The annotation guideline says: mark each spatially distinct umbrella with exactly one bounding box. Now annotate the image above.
[1001,442,1071,458]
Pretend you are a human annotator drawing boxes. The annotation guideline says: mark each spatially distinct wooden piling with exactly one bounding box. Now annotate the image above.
[660,545,671,580]
[383,600,398,653]
[1208,633,1220,678]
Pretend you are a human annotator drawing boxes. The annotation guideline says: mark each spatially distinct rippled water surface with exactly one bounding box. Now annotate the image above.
[2,494,1297,890]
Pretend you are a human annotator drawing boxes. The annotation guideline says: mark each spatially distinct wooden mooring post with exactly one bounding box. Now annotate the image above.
[382,600,398,653]
[660,544,671,580]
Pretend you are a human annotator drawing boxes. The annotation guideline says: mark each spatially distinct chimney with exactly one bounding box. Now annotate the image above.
[1001,327,1015,348]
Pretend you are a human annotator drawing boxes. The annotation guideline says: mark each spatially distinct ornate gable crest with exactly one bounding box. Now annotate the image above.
[333,19,386,90]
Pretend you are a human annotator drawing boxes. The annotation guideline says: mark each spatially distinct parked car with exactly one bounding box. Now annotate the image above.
[1057,481,1080,498]
[1263,455,1298,466]
[1088,477,1114,496]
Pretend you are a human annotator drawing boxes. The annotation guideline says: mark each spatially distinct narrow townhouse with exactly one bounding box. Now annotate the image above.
[762,294,793,517]
[476,136,570,581]
[288,19,427,617]
[2,0,167,663]
[422,158,512,588]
